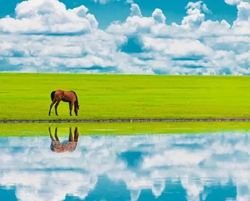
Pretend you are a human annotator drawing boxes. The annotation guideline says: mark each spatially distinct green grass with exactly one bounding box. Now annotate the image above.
[2,121,250,137]
[1,73,250,120]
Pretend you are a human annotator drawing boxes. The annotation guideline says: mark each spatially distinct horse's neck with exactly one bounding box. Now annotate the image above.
[74,93,78,104]
[74,100,78,107]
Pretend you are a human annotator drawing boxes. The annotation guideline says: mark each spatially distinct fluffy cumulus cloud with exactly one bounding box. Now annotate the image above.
[0,0,250,74]
[1,132,250,200]
[1,0,98,34]
[225,0,250,5]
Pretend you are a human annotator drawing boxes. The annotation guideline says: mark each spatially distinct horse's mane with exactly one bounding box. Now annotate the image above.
[71,90,79,106]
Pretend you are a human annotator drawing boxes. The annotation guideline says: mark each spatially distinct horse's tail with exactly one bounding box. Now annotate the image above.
[50,91,56,101]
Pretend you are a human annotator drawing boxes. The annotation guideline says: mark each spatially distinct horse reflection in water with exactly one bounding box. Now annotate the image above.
[49,127,79,153]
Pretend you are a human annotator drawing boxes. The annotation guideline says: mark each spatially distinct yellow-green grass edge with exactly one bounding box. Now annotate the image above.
[3,120,250,137]
[1,72,250,121]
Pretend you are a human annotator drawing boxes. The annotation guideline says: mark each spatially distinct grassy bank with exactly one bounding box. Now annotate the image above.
[1,73,250,121]
[2,121,250,137]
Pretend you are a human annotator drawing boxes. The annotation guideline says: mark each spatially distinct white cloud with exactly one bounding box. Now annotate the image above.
[126,0,134,4]
[142,37,213,57]
[92,0,111,4]
[152,9,166,24]
[202,3,212,14]
[181,1,205,29]
[225,0,244,5]
[232,1,250,36]
[105,1,250,75]
[130,3,142,17]
[186,1,212,15]
[0,0,98,34]
[0,0,250,75]
[236,2,250,21]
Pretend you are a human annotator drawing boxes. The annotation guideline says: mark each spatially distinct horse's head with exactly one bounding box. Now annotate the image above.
[74,104,79,116]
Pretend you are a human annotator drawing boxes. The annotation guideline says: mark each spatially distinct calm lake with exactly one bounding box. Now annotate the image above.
[0,127,249,201]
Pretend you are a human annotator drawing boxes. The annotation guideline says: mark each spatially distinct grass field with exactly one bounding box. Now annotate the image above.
[1,73,250,121]
[2,121,250,137]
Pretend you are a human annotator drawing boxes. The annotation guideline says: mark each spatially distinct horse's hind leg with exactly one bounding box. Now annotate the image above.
[69,102,73,116]
[55,101,60,116]
[48,127,55,141]
[48,100,56,116]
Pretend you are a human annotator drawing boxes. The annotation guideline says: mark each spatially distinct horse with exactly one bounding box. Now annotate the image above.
[48,90,79,116]
[49,127,79,153]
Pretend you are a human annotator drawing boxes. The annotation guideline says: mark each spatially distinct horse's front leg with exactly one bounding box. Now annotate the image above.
[54,127,60,142]
[69,102,73,116]
[74,127,79,142]
[48,100,56,116]
[55,101,60,116]
[69,127,73,142]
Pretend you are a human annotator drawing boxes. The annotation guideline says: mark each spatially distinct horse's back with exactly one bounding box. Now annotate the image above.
[51,90,77,102]
[63,90,77,101]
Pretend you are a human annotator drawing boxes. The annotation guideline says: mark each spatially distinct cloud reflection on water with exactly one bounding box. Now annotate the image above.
[0,131,249,201]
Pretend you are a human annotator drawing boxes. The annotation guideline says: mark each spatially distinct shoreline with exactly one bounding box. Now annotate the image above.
[1,117,250,124]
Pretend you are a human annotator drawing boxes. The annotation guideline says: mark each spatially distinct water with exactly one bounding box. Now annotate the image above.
[0,128,250,201]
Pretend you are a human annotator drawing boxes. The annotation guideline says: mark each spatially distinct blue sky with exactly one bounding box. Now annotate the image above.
[0,0,249,74]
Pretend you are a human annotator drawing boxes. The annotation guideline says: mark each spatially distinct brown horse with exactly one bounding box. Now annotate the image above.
[49,127,79,153]
[48,90,79,116]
